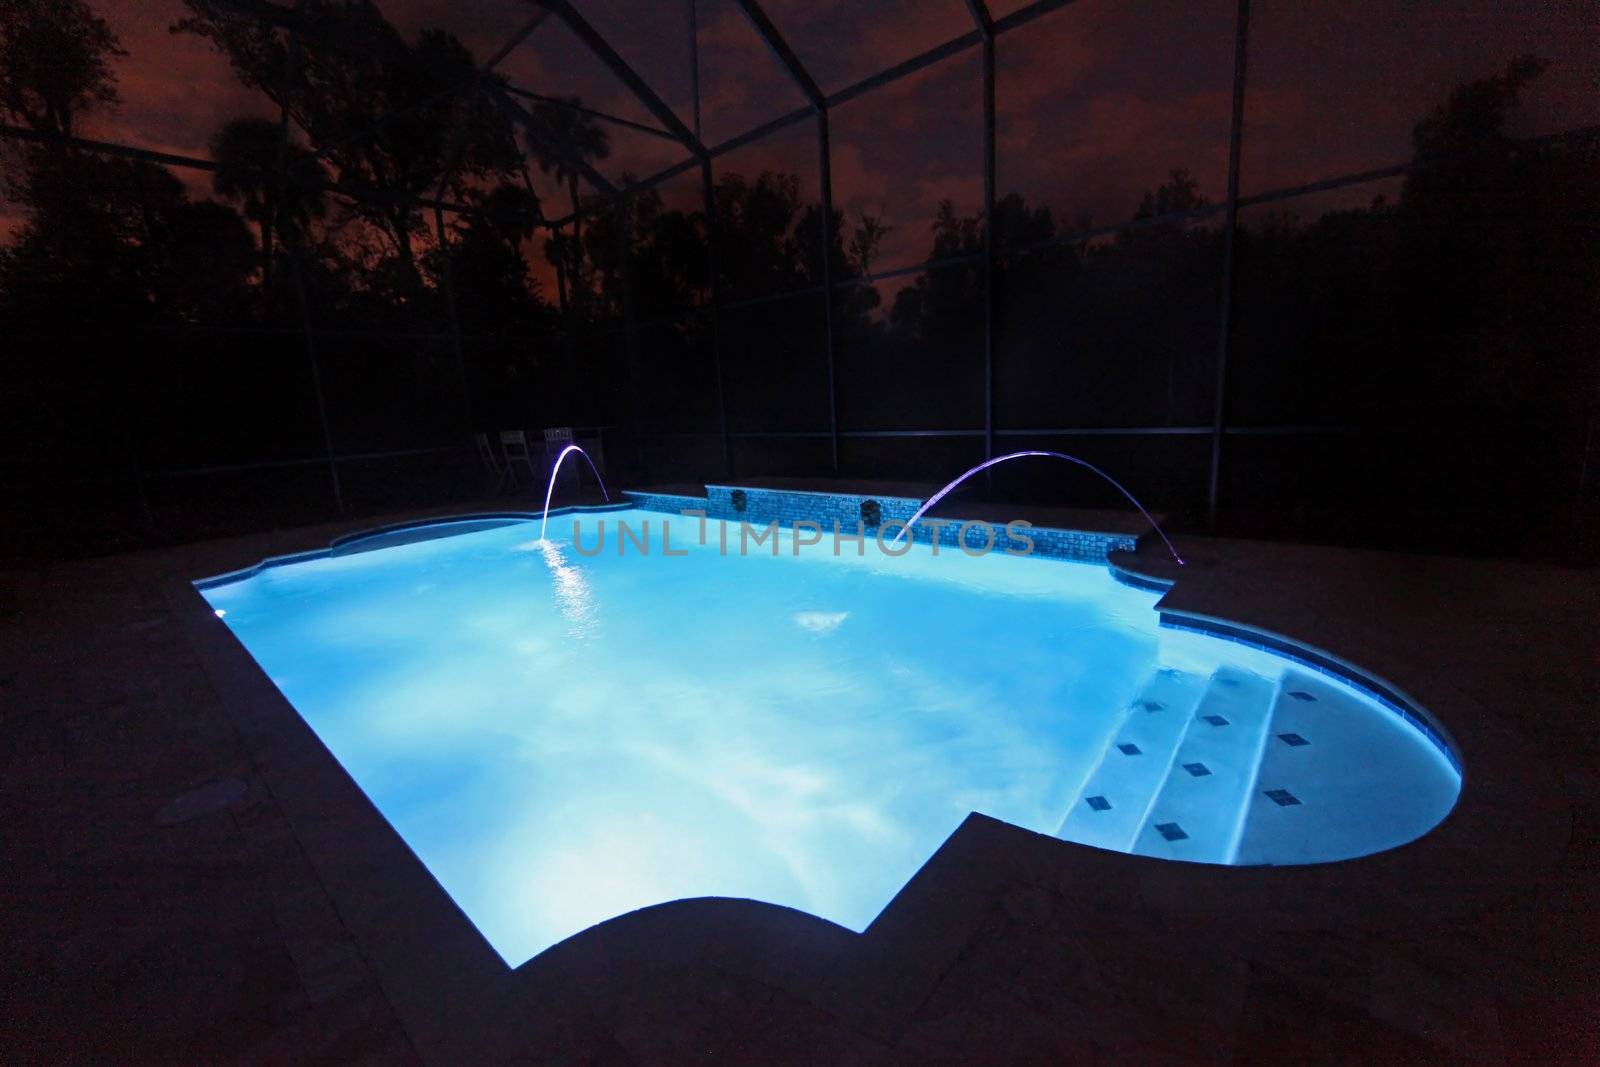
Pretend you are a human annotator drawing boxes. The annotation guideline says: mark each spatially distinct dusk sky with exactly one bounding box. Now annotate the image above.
[6,1,1597,279]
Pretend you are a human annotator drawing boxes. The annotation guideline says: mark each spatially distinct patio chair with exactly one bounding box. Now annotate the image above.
[499,430,542,487]
[543,427,579,493]
[474,433,513,495]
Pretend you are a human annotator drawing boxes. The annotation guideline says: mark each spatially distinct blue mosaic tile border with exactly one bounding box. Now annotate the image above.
[622,486,1136,564]
[702,485,925,530]
[622,491,709,516]
[1159,612,1464,776]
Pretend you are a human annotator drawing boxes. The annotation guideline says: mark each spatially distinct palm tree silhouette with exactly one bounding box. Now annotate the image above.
[524,97,610,305]
[474,181,541,257]
[209,116,329,280]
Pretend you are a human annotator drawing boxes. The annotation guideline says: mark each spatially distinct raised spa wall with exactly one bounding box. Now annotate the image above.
[624,485,1137,564]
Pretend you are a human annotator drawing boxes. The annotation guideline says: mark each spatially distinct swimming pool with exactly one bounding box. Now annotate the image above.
[199,508,1461,967]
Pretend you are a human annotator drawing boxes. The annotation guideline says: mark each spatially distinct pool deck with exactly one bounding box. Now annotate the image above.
[2,495,1597,1061]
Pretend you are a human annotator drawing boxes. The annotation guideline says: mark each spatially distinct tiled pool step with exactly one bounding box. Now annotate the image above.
[1055,666,1451,867]
[1233,678,1328,865]
[1231,670,1458,866]
[1130,668,1277,864]
[1056,668,1209,852]
[1057,666,1283,864]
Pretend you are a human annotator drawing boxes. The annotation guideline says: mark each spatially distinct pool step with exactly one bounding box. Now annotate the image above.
[1233,669,1460,866]
[1130,667,1279,864]
[1232,671,1329,866]
[1056,667,1209,852]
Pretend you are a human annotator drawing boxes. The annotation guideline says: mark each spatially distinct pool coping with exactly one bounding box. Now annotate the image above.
[1105,542,1466,771]
[193,503,632,589]
[162,501,1569,1058]
[1155,611,1463,775]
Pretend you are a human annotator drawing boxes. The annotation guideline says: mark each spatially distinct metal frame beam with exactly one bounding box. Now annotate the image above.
[964,0,996,39]
[198,0,377,45]
[688,0,703,142]
[728,0,837,470]
[965,0,997,471]
[817,109,839,472]
[535,0,707,158]
[0,123,217,171]
[688,4,731,475]
[642,424,1465,441]
[730,1,825,108]
[614,194,651,482]
[482,10,553,72]
[425,11,557,434]
[294,9,549,173]
[501,86,677,141]
[1208,0,1250,524]
[544,119,1599,319]
[699,157,732,475]
[274,12,345,515]
[487,86,618,196]
[834,2,1075,111]
[547,0,1084,230]
[0,124,486,217]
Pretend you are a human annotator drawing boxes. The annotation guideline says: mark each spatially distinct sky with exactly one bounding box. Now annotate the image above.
[4,0,1596,279]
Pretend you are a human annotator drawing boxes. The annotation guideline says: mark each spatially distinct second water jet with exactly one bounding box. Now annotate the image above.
[891,450,1184,566]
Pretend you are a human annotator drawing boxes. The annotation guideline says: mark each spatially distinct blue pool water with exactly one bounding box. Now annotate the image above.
[200,509,1460,967]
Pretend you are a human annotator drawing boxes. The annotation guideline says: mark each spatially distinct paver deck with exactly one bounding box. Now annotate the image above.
[2,496,1594,1061]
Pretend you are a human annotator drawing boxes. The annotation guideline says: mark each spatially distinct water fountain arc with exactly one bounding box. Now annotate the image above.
[539,444,611,541]
[890,450,1184,566]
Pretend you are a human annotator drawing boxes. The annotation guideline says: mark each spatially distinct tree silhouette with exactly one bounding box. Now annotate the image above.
[0,4,254,326]
[1396,54,1598,412]
[581,181,709,322]
[1133,167,1207,221]
[176,1,520,284]
[0,153,255,325]
[472,181,540,257]
[994,192,1056,245]
[1221,52,1600,541]
[427,181,549,336]
[869,201,977,361]
[0,0,124,136]
[847,212,892,278]
[1411,54,1547,164]
[520,97,610,307]
[709,170,809,300]
[210,116,330,279]
[543,228,573,312]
